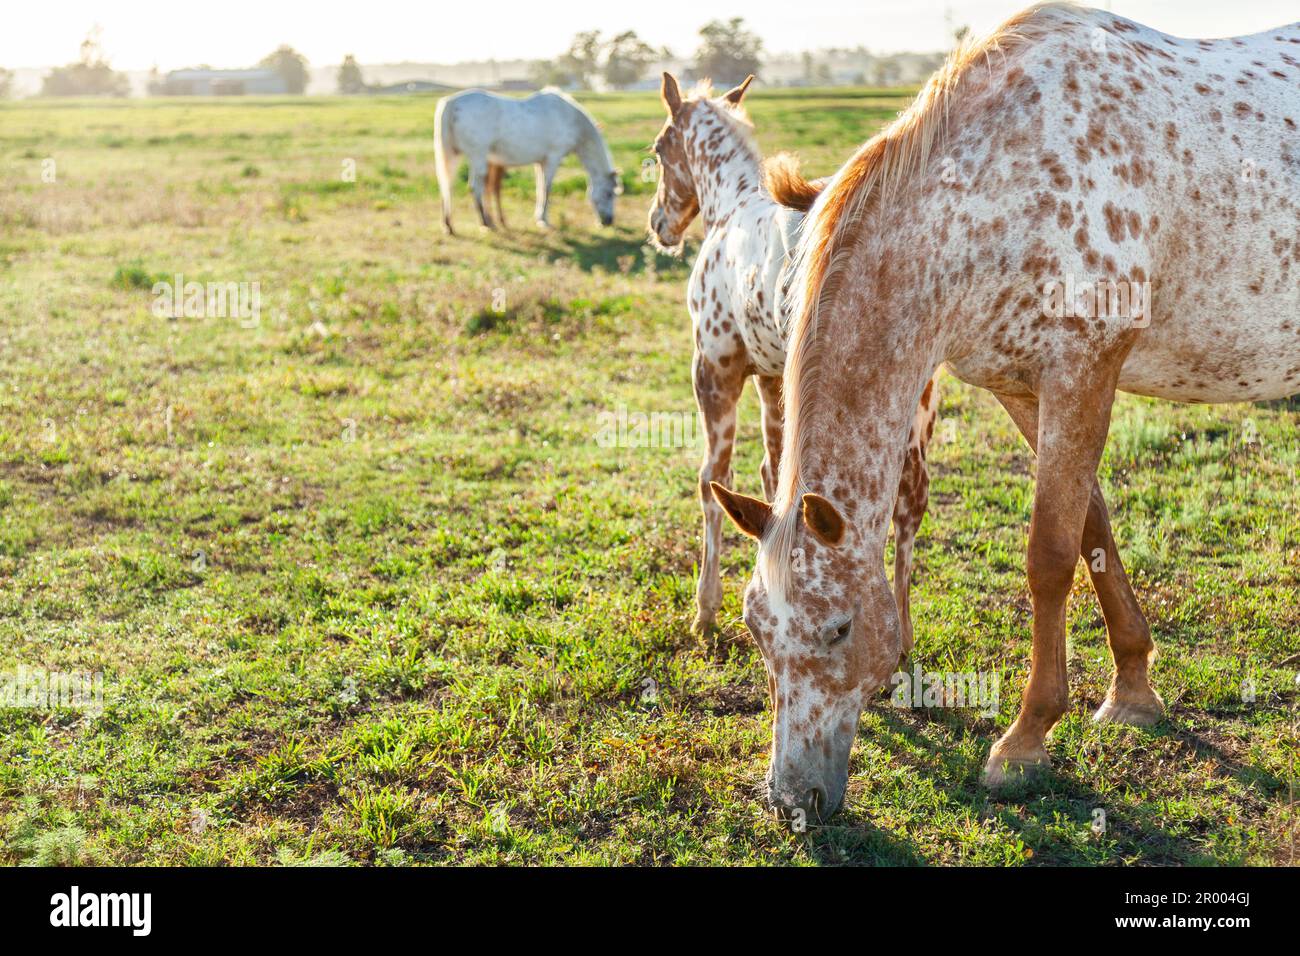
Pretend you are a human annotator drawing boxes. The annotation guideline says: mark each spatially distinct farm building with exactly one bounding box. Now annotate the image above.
[156,68,288,96]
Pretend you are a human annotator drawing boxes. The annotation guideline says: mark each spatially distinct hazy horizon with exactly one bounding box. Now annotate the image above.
[4,0,1299,72]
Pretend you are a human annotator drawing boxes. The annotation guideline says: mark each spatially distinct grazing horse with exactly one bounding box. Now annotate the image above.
[711,1,1300,820]
[434,88,622,234]
[646,73,941,645]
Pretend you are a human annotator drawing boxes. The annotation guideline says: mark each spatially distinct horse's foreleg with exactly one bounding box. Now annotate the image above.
[995,393,1163,728]
[693,352,746,636]
[890,373,939,665]
[534,159,559,228]
[984,369,1119,788]
[469,159,493,229]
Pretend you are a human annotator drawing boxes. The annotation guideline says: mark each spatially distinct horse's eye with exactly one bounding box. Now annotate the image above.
[827,619,852,646]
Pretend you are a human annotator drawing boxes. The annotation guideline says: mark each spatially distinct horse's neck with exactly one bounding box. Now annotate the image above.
[574,120,612,176]
[685,112,765,232]
[793,318,939,562]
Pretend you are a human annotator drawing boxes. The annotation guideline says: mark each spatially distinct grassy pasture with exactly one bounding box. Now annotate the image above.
[0,89,1296,866]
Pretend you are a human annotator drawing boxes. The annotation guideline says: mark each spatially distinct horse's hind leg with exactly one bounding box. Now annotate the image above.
[983,369,1119,787]
[487,163,509,230]
[754,375,783,501]
[995,393,1163,728]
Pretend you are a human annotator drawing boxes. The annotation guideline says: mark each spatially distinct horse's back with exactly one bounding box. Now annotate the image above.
[440,88,583,164]
[943,6,1300,402]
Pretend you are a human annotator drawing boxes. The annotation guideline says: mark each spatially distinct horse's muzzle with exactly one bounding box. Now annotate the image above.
[767,775,845,825]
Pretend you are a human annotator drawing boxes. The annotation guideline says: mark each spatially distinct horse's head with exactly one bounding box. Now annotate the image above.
[647,72,753,250]
[589,168,621,227]
[709,483,902,822]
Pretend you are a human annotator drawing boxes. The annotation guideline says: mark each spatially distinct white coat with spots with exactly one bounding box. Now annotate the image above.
[647,73,941,647]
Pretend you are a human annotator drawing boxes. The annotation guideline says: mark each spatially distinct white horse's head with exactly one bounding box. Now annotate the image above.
[589,168,622,227]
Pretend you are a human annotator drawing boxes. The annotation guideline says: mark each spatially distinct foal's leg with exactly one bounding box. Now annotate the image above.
[469,157,493,229]
[983,372,1119,787]
[890,376,938,665]
[693,352,747,635]
[995,393,1163,727]
[754,375,783,501]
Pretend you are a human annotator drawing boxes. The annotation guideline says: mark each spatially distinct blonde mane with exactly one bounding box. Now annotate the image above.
[761,2,1080,597]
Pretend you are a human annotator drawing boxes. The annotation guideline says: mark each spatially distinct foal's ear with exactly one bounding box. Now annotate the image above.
[710,482,772,539]
[723,75,755,106]
[801,493,846,547]
[661,72,683,115]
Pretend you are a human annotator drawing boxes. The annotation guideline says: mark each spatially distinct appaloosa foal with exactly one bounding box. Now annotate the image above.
[711,2,1300,819]
[647,73,941,645]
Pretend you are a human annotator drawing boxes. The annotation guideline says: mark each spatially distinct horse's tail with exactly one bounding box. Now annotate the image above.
[434,96,457,234]
[762,152,826,212]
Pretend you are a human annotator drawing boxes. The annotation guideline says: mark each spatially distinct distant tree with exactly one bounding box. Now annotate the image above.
[258,45,309,94]
[40,28,130,97]
[528,58,575,88]
[337,54,365,94]
[869,58,901,88]
[558,30,603,89]
[530,31,603,89]
[693,17,762,85]
[0,67,13,99]
[602,31,660,89]
[953,24,971,47]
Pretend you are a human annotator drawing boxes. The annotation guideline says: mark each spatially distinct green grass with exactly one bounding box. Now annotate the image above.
[0,90,1296,866]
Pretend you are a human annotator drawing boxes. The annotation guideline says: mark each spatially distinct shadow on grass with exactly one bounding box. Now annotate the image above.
[496,228,695,277]
[806,703,1284,865]
[1256,393,1300,411]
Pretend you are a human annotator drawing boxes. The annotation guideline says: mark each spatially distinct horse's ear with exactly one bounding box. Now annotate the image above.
[801,493,845,547]
[711,482,771,540]
[723,74,755,106]
[661,72,683,115]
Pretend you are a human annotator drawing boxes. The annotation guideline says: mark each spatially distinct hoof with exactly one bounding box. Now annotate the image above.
[1093,690,1164,727]
[982,745,1051,789]
[691,613,716,638]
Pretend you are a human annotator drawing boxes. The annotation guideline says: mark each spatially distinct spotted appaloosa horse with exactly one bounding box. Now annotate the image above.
[710,1,1300,820]
[646,72,942,643]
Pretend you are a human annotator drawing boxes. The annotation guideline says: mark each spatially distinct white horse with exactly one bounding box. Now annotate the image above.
[434,88,622,234]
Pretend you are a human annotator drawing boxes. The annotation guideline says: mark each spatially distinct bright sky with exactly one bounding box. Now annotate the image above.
[3,0,1298,70]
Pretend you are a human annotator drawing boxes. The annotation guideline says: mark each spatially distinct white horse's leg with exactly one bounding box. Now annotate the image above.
[468,157,493,230]
[488,163,509,231]
[534,158,559,228]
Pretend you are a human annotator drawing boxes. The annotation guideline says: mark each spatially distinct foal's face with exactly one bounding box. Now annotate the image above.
[714,486,902,822]
[647,105,699,250]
